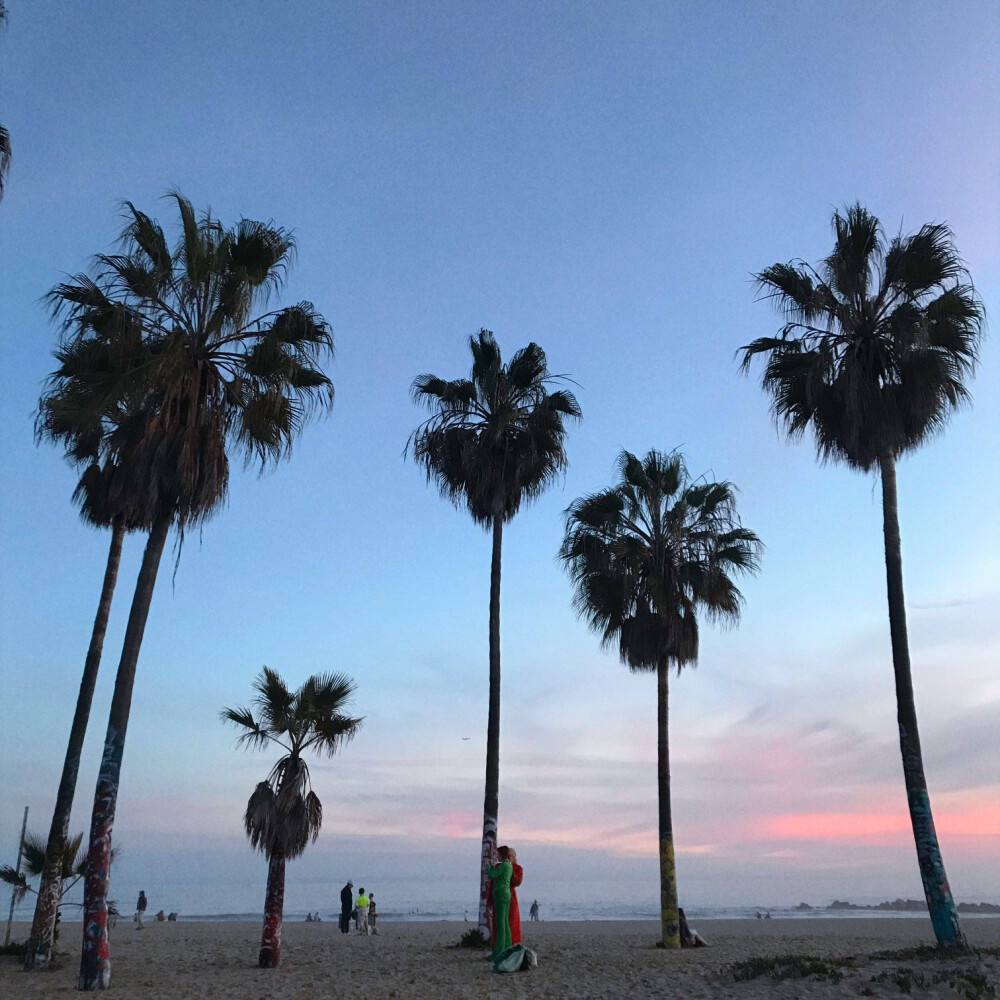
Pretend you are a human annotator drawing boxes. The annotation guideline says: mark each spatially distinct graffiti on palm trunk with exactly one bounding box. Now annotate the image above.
[899,723,963,945]
[478,815,497,932]
[79,725,124,988]
[659,837,679,942]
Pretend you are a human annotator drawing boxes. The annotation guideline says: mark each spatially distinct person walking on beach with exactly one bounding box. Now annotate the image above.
[355,887,371,934]
[340,881,354,934]
[134,891,147,930]
[529,900,539,922]
[485,846,513,959]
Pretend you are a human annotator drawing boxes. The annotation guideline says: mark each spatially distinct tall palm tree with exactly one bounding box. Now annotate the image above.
[560,449,761,948]
[23,311,153,970]
[408,330,581,934]
[0,2,9,200]
[222,667,362,967]
[739,204,983,948]
[47,193,336,988]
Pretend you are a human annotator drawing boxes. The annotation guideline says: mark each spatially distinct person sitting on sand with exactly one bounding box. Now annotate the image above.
[485,845,513,959]
[355,887,371,934]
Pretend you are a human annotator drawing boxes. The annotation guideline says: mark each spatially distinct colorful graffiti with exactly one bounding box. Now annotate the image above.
[259,850,285,967]
[898,722,965,948]
[78,725,124,989]
[659,836,680,948]
[477,815,497,935]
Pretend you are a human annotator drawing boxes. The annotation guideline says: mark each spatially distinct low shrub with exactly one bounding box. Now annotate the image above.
[731,953,845,983]
[455,928,489,949]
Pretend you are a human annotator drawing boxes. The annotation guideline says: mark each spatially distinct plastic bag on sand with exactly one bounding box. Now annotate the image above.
[492,944,538,973]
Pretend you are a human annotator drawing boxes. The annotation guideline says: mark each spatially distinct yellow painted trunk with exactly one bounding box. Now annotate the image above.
[659,836,680,948]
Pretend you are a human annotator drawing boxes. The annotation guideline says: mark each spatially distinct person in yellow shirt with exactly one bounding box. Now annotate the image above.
[354,888,370,934]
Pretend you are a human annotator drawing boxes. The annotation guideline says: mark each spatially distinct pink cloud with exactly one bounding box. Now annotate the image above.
[437,810,481,838]
[758,800,1000,843]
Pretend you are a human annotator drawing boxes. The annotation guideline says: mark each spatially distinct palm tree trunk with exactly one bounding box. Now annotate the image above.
[879,452,964,948]
[78,514,171,990]
[259,847,285,967]
[24,518,127,971]
[477,512,503,936]
[657,656,680,948]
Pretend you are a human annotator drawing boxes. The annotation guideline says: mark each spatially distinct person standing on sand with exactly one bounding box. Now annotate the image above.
[340,881,354,934]
[135,891,147,930]
[529,899,539,922]
[508,847,523,945]
[368,894,379,935]
[485,846,513,959]
[355,887,370,933]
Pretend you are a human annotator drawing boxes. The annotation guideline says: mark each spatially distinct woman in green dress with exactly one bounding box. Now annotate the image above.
[485,845,513,958]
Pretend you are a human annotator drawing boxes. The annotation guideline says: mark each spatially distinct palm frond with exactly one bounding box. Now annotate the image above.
[562,448,761,673]
[39,193,335,540]
[0,866,28,904]
[742,205,984,470]
[253,666,295,734]
[409,331,581,527]
[244,781,278,854]
[0,123,10,201]
[220,706,273,749]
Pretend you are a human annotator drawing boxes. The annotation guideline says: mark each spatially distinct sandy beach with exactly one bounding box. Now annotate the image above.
[3,917,998,999]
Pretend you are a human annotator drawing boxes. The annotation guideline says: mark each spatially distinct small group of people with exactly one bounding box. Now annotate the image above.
[339,881,379,935]
[133,891,177,927]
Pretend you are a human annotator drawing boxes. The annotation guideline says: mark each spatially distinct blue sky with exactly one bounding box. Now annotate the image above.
[1,0,998,914]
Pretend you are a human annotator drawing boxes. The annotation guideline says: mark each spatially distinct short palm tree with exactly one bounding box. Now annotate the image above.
[24,313,153,971]
[0,832,117,932]
[408,330,581,934]
[222,667,362,967]
[560,449,761,948]
[740,204,983,948]
[47,193,335,989]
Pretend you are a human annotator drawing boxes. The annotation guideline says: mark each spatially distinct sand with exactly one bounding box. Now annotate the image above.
[2,917,998,999]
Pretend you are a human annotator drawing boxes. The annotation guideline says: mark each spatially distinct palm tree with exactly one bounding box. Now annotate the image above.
[0,831,118,934]
[222,667,362,967]
[46,193,336,988]
[23,312,153,971]
[408,330,581,934]
[0,2,9,200]
[560,449,761,948]
[739,204,983,948]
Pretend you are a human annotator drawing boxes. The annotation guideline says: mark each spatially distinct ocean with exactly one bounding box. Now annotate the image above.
[98,904,1000,923]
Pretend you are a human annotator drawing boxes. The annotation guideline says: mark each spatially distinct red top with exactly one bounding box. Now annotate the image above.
[509,863,523,944]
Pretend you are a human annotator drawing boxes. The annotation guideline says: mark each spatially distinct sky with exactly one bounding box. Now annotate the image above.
[1,1,998,918]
